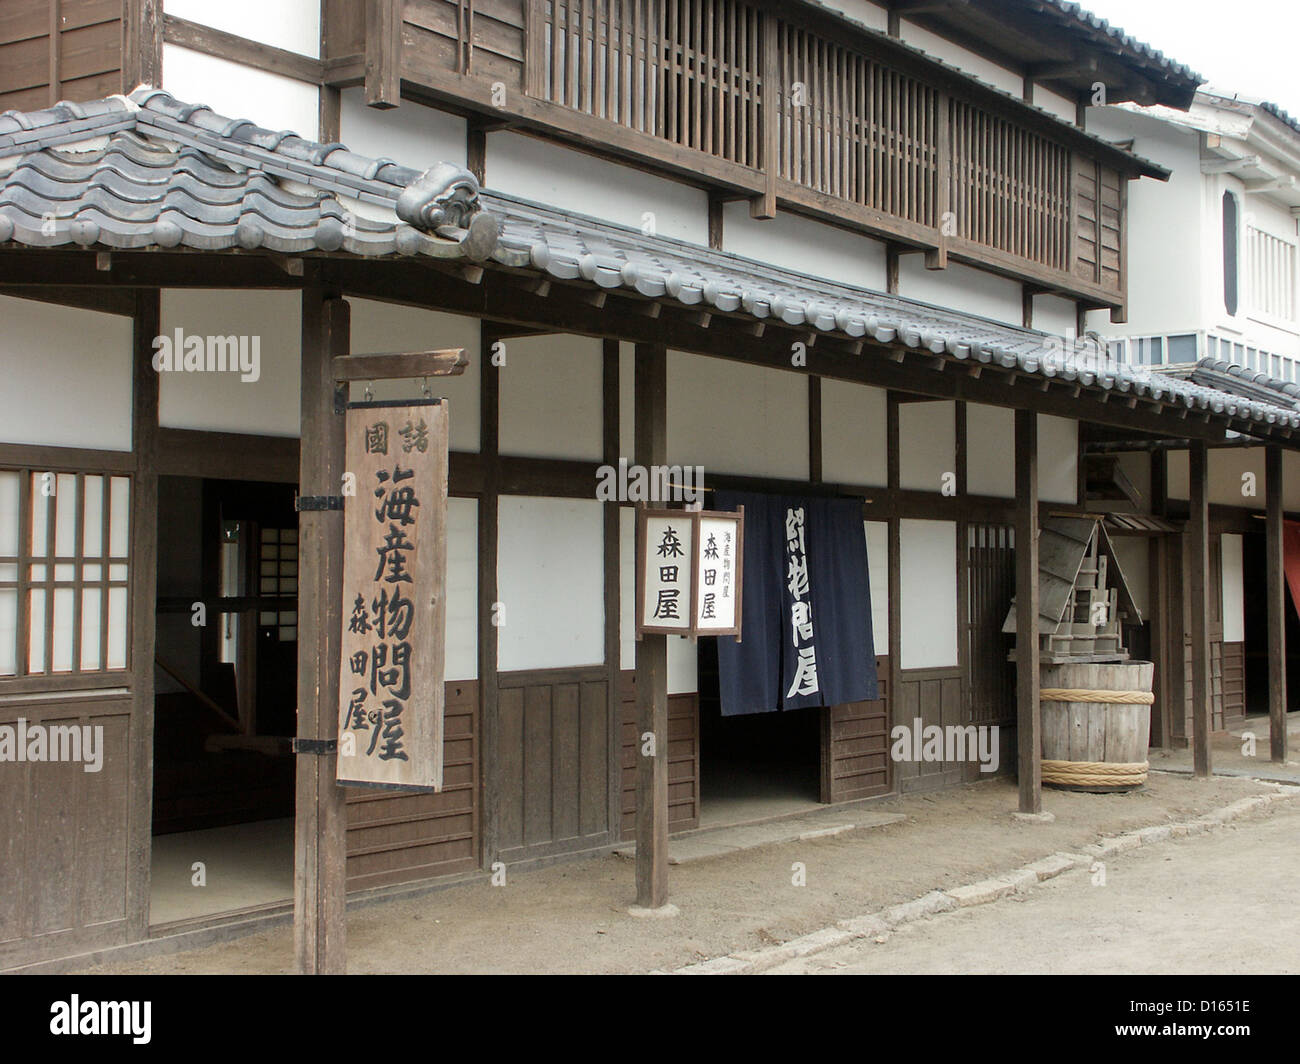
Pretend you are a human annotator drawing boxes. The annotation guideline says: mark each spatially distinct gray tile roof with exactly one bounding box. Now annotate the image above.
[0,89,498,260]
[1,89,1297,437]
[1034,1,1202,86]
[1159,359,1300,411]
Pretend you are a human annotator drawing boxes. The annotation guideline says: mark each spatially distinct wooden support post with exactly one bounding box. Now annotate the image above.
[122,0,163,90]
[293,281,350,975]
[1015,409,1041,814]
[603,340,623,842]
[1267,445,1288,764]
[478,327,502,865]
[1149,448,1170,748]
[365,0,402,108]
[126,288,160,940]
[753,13,778,220]
[634,342,670,909]
[1189,440,1212,777]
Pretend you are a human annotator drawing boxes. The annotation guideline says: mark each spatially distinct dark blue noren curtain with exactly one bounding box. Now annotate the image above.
[715,491,878,716]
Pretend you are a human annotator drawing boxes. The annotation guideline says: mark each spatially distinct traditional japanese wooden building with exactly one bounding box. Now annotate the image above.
[0,0,1293,972]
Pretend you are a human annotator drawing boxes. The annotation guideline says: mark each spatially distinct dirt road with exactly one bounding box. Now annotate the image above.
[82,772,1290,975]
[772,801,1300,974]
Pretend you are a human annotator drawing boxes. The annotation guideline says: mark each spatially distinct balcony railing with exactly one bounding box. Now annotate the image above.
[325,0,1150,309]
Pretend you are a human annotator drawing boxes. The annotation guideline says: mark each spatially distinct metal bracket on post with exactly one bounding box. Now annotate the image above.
[292,738,338,755]
[296,495,344,512]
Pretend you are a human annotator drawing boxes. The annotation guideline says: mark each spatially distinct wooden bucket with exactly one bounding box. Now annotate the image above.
[1039,661,1153,792]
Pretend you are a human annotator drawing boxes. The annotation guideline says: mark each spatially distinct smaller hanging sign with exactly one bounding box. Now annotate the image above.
[636,507,743,640]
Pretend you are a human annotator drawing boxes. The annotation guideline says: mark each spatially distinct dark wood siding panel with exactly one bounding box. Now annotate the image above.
[0,0,122,110]
[822,656,890,802]
[0,694,132,967]
[619,673,699,839]
[893,666,964,793]
[403,0,525,90]
[323,0,367,59]
[1221,640,1245,727]
[344,680,480,890]
[497,666,613,861]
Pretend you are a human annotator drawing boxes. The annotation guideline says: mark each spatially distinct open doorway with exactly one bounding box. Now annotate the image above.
[696,640,822,829]
[1242,527,1300,722]
[150,475,298,926]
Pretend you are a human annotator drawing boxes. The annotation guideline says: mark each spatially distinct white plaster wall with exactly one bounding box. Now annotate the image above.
[445,497,478,681]
[1039,414,1078,505]
[619,506,696,693]
[339,89,467,171]
[898,259,1024,327]
[898,400,955,492]
[1165,447,1269,511]
[486,131,708,245]
[0,295,133,451]
[965,403,1014,498]
[164,0,320,56]
[162,45,320,136]
[899,518,957,669]
[900,21,1023,97]
[1221,533,1245,643]
[865,520,888,649]
[667,352,808,479]
[158,289,301,436]
[812,0,889,32]
[1034,294,1078,338]
[1034,85,1077,126]
[722,205,889,291]
[348,299,481,453]
[821,380,887,487]
[1085,109,1205,340]
[497,496,604,671]
[498,334,604,462]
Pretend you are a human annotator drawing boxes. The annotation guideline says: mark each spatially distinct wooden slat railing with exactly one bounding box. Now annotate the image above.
[320,0,1127,300]
[537,0,763,169]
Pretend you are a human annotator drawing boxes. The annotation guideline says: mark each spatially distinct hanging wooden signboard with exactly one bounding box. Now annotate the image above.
[636,507,743,640]
[337,399,448,792]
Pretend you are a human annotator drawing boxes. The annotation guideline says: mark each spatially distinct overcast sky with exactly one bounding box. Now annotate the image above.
[1079,0,1300,115]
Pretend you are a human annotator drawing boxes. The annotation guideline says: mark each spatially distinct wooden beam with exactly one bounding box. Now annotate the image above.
[332,349,468,381]
[293,279,350,975]
[1188,440,1212,777]
[365,0,402,108]
[634,342,670,910]
[1015,408,1041,814]
[1267,445,1288,764]
[162,14,325,84]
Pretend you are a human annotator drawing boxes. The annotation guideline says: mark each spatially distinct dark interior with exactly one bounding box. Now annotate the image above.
[696,639,822,810]
[152,475,298,835]
[1242,528,1300,717]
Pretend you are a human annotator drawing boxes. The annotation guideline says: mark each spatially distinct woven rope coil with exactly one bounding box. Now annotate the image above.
[1039,688,1154,705]
[1041,758,1149,787]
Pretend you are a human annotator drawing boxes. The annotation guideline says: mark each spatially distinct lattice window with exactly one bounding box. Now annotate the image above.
[0,469,131,677]
[258,527,298,642]
[1246,225,1297,323]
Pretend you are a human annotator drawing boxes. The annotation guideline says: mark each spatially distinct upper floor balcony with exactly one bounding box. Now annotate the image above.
[321,0,1173,315]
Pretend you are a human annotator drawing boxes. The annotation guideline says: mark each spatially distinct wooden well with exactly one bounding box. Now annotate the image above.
[1040,661,1154,792]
